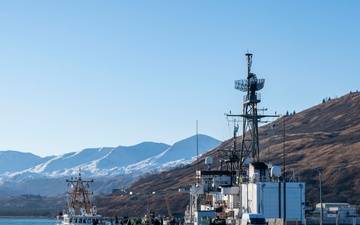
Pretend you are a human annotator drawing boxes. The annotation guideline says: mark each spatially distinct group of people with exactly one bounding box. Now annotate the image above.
[111,216,184,225]
[113,216,143,225]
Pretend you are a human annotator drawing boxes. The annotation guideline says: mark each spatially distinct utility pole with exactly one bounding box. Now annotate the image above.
[283,116,286,223]
[316,167,323,225]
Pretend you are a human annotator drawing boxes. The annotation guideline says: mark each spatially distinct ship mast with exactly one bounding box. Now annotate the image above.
[66,169,94,215]
[226,53,277,175]
[237,53,265,166]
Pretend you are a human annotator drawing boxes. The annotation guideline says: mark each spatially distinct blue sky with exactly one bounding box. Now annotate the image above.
[0,1,359,157]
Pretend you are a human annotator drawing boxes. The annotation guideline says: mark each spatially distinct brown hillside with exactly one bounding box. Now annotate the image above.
[95,92,360,218]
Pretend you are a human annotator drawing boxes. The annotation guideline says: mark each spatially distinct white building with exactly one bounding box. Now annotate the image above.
[314,203,358,224]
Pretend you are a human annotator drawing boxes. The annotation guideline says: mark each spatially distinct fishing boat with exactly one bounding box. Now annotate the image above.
[56,169,110,225]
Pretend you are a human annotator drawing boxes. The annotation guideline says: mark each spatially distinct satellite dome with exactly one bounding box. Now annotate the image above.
[271,166,282,178]
[205,157,213,165]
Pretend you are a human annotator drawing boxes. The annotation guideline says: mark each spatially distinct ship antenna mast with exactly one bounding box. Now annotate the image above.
[66,169,94,215]
[240,52,264,165]
[226,53,278,176]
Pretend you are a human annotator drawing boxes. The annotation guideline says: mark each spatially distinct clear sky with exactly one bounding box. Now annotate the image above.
[0,1,359,157]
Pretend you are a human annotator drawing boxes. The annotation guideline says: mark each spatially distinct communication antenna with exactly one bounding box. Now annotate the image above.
[196,120,200,183]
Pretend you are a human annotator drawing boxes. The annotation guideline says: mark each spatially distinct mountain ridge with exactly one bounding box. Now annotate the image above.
[0,134,221,197]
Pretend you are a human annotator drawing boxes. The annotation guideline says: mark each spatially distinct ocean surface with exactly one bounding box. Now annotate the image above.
[0,218,57,224]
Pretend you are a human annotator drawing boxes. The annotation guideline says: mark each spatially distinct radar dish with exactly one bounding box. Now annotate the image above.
[271,166,282,177]
[254,78,265,91]
[235,78,265,92]
[235,80,249,92]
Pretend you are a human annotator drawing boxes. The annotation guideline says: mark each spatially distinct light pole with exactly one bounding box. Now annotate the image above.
[147,193,149,213]
[146,191,156,214]
[316,167,323,225]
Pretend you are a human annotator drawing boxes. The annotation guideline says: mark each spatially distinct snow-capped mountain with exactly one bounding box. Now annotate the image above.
[0,134,221,197]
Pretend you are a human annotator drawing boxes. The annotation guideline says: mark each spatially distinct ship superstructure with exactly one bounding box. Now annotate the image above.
[186,53,305,225]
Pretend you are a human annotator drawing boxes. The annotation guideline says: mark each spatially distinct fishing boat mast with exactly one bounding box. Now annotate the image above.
[66,169,95,215]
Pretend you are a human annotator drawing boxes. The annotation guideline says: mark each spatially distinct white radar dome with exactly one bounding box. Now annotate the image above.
[205,157,213,165]
[271,166,282,177]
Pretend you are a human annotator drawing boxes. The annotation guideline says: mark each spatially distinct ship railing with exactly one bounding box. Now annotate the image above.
[243,93,261,102]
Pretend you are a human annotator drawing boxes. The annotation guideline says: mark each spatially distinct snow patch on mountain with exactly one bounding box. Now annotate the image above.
[0,134,221,196]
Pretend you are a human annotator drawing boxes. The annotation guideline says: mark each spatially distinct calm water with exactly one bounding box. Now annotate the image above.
[0,218,57,224]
